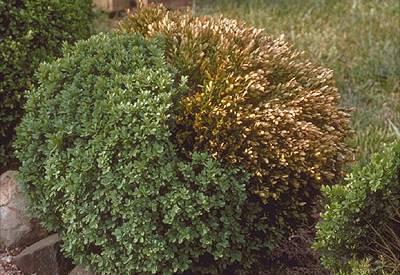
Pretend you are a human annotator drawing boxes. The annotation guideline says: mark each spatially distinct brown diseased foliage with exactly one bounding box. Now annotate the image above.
[119,5,353,225]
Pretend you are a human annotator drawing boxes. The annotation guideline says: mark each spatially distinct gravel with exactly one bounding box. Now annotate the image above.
[0,248,23,275]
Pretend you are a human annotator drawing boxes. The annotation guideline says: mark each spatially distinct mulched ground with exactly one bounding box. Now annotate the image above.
[0,248,23,275]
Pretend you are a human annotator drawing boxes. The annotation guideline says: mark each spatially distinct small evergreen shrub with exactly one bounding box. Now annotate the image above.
[16,6,354,274]
[0,0,93,168]
[314,140,400,273]
[15,33,263,274]
[119,6,353,231]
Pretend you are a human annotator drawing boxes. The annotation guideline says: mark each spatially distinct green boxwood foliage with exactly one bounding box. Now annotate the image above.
[314,139,400,272]
[0,0,93,168]
[14,33,267,274]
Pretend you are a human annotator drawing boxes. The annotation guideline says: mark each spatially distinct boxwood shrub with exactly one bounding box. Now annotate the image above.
[314,139,400,273]
[15,33,275,274]
[120,5,353,235]
[0,0,92,169]
[15,6,354,274]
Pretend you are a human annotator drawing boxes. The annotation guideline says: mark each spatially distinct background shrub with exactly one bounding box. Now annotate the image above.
[14,33,270,274]
[119,5,353,233]
[0,0,93,170]
[314,140,400,273]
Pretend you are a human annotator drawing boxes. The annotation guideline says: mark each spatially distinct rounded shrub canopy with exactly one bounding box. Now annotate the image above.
[16,6,353,275]
[0,0,92,168]
[120,6,353,227]
[15,33,253,274]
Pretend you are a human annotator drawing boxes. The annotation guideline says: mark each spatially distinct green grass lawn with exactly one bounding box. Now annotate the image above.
[197,0,400,164]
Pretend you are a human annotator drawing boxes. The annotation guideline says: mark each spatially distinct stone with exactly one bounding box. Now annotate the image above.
[0,171,47,248]
[14,234,73,275]
[69,265,96,275]
[93,0,131,12]
[93,0,191,12]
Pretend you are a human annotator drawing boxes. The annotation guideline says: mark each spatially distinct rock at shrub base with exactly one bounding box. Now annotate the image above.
[69,265,96,275]
[14,234,73,275]
[0,171,47,248]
